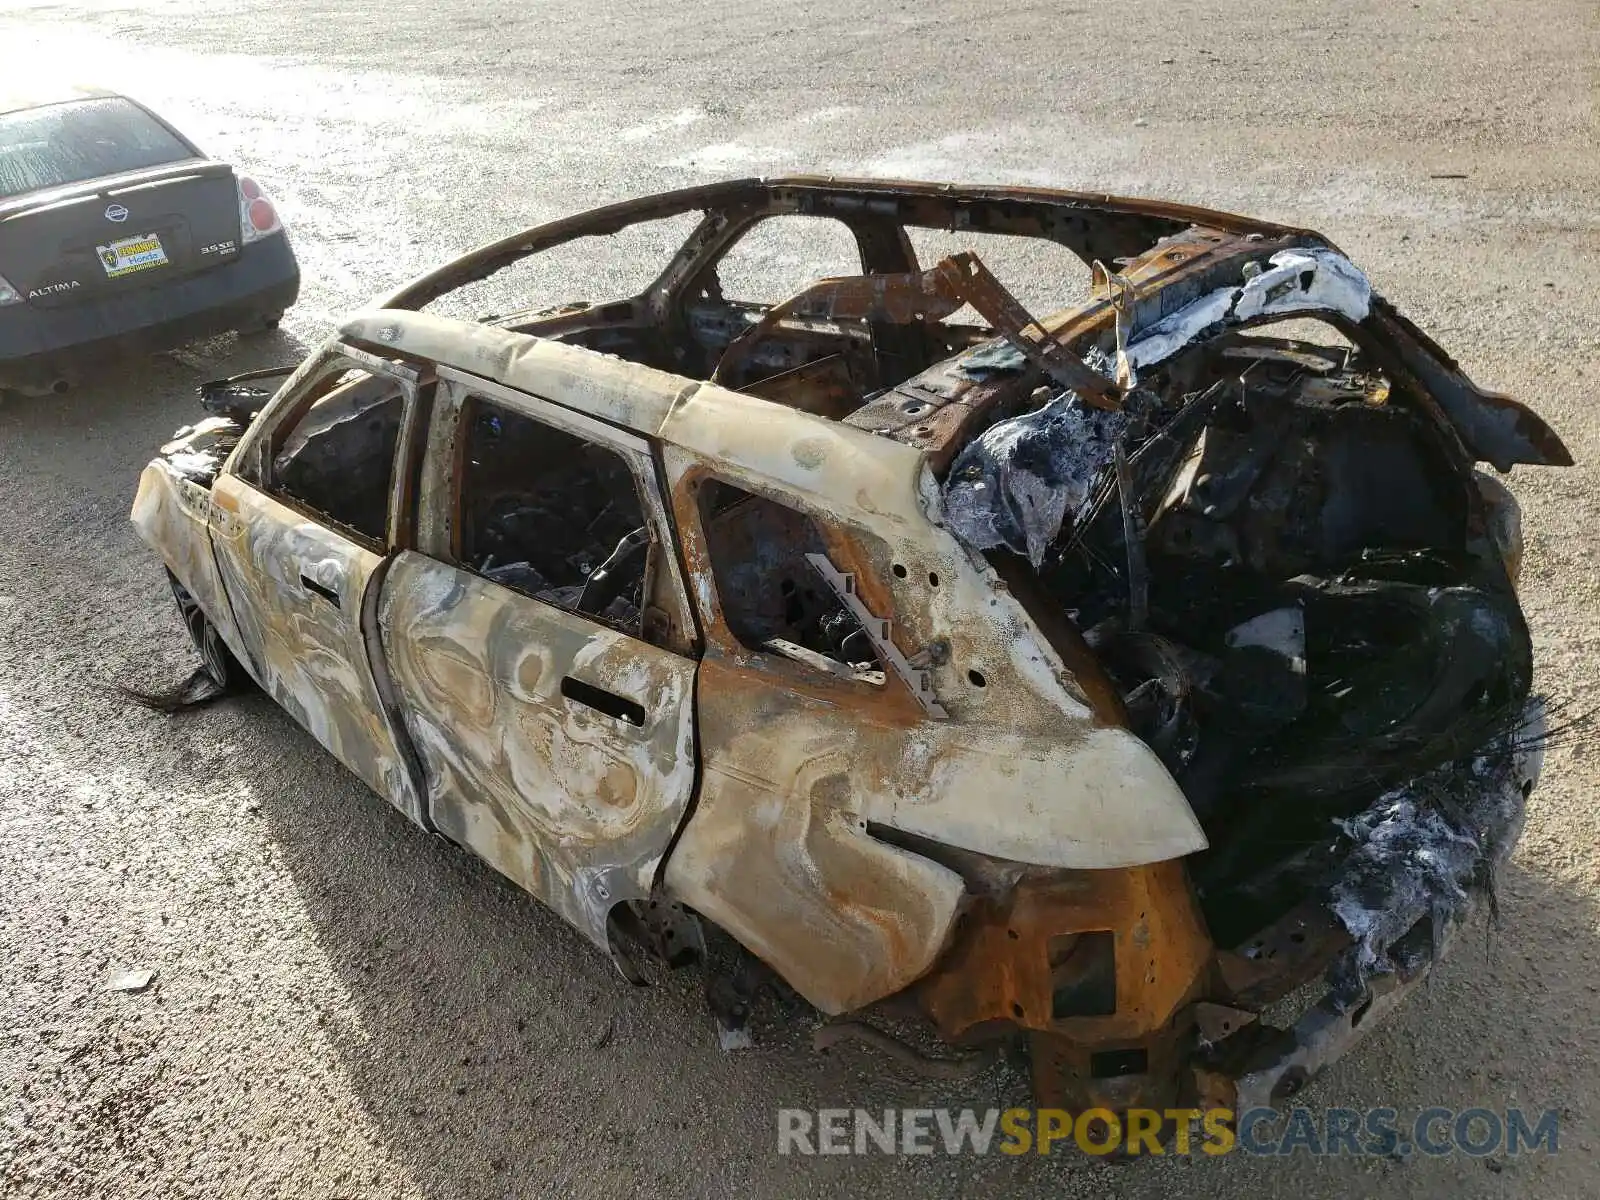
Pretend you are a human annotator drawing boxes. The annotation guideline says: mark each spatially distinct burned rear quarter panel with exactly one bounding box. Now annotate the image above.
[656,382,1208,1013]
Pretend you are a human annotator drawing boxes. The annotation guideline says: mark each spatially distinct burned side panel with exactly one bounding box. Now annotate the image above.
[207,476,420,818]
[664,653,967,1014]
[656,382,1209,1012]
[660,390,1207,861]
[129,459,252,674]
[378,550,697,952]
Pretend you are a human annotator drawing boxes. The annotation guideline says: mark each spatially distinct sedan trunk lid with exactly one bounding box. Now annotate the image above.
[0,160,243,306]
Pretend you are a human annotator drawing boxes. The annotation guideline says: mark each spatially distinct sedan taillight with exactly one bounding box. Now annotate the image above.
[236,175,285,244]
[0,273,21,306]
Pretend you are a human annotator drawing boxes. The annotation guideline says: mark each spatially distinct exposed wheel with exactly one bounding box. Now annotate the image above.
[168,570,248,691]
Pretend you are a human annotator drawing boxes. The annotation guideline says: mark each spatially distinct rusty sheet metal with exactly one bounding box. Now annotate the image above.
[663,657,966,1014]
[1364,296,1571,470]
[942,251,1120,406]
[711,251,1119,406]
[206,475,421,820]
[839,228,1243,466]
[1213,901,1351,1012]
[917,861,1213,1111]
[130,459,254,674]
[918,861,1212,1044]
[740,354,859,419]
[746,260,969,327]
[378,550,698,953]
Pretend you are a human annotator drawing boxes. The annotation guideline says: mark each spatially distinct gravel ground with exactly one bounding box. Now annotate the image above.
[1,1,1596,1196]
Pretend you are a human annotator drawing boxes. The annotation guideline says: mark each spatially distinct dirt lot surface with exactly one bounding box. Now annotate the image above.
[1,1,1596,1196]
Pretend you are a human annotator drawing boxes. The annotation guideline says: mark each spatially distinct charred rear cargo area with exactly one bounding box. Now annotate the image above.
[953,332,1533,946]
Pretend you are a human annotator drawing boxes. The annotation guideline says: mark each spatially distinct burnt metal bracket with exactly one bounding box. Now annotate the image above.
[948,252,1122,408]
[805,553,949,718]
[708,249,1122,410]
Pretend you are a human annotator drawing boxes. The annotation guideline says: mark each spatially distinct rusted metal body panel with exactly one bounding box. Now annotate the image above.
[378,550,697,951]
[711,252,1120,406]
[921,863,1211,1045]
[919,863,1213,1110]
[207,476,420,819]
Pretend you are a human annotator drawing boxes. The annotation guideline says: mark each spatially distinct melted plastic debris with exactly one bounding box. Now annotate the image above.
[199,381,273,421]
[159,416,244,485]
[166,450,222,481]
[1324,704,1541,1011]
[956,341,1028,379]
[1121,248,1373,380]
[943,390,1127,567]
[118,666,231,712]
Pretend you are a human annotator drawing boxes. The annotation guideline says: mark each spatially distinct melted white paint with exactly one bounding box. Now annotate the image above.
[1122,248,1373,378]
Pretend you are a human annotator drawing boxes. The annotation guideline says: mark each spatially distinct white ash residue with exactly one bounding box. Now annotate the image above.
[1121,247,1373,382]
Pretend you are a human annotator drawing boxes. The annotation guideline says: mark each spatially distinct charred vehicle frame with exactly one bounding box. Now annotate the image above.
[131,177,1569,1119]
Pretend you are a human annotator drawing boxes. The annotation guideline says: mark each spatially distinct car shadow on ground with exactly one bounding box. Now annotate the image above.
[0,328,306,445]
[0,327,307,613]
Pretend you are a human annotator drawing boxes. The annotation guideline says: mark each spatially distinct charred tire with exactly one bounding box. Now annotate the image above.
[168,570,248,691]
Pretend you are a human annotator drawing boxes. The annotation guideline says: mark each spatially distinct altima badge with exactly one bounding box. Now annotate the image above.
[105,203,129,223]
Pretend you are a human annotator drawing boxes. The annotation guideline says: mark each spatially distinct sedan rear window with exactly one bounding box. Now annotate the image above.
[0,98,194,200]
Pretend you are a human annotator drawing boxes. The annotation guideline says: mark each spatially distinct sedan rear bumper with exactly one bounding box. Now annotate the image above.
[0,234,300,388]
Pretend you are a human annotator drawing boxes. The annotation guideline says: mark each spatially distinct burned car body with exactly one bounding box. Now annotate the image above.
[131,178,1568,1116]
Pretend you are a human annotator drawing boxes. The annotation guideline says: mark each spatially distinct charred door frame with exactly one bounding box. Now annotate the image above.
[385,365,703,949]
[205,342,436,827]
[411,366,698,649]
[225,339,429,544]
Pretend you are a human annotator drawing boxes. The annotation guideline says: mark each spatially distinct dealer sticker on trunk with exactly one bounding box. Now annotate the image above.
[97,233,169,278]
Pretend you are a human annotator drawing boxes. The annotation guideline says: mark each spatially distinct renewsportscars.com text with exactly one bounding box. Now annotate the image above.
[777,1106,1560,1158]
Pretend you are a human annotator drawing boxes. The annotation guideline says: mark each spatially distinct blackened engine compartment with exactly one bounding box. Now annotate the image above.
[944,328,1534,952]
